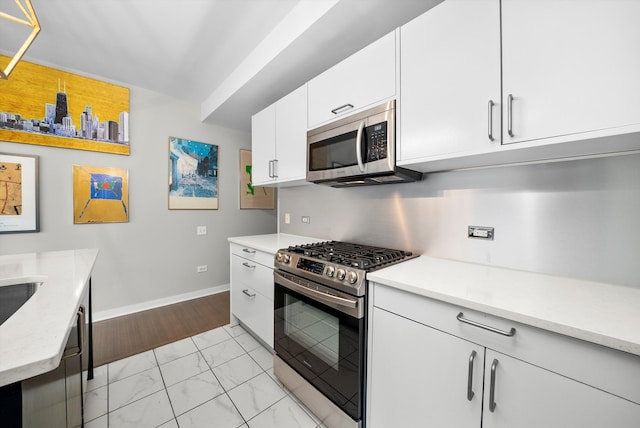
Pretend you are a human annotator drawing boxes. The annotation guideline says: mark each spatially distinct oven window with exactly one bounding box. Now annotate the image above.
[284,295,340,368]
[274,281,365,420]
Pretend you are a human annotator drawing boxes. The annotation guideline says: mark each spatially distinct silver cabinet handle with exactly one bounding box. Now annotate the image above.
[242,289,256,298]
[457,312,516,337]
[242,248,256,254]
[242,262,255,269]
[467,350,477,401]
[273,159,278,178]
[63,305,85,359]
[355,120,365,173]
[331,103,354,115]
[268,160,273,178]
[488,100,495,141]
[489,359,499,412]
[507,94,514,137]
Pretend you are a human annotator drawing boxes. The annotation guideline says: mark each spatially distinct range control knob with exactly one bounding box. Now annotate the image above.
[326,266,335,278]
[275,253,283,263]
[346,271,358,284]
[283,254,291,264]
[336,268,346,281]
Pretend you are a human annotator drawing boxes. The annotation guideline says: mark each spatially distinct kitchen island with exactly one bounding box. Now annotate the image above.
[0,248,99,387]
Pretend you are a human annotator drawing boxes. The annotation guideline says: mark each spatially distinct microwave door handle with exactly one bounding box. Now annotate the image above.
[356,120,365,172]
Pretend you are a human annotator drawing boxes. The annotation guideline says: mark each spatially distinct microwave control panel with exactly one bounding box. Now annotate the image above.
[366,122,388,161]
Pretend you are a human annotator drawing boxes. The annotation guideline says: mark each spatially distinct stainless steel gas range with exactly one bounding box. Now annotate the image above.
[273,241,416,428]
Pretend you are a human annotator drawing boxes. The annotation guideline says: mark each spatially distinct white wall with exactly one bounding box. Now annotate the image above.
[279,152,640,287]
[0,86,277,316]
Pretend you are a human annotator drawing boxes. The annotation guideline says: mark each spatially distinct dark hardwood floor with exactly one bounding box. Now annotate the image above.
[92,291,230,367]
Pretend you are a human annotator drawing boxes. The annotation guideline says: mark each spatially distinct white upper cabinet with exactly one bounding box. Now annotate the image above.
[307,30,397,129]
[400,0,501,162]
[399,0,640,172]
[274,84,308,183]
[251,103,276,185]
[502,0,640,144]
[252,84,308,187]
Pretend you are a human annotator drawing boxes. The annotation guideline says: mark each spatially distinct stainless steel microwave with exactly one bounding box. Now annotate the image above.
[306,100,422,187]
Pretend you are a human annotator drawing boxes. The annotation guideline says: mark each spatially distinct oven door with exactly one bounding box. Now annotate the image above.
[274,270,365,421]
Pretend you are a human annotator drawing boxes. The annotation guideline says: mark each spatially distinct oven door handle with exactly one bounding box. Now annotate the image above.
[274,271,361,316]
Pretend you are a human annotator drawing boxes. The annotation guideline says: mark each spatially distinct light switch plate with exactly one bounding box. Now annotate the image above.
[197,226,207,235]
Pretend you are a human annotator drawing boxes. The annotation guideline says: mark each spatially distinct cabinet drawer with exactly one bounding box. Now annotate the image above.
[231,255,273,300]
[307,30,397,128]
[231,284,274,348]
[230,243,274,268]
[373,282,640,405]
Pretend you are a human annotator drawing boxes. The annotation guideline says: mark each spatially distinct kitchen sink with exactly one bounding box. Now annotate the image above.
[0,281,42,325]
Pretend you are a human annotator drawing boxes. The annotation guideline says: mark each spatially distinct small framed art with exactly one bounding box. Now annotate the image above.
[169,137,219,209]
[0,153,39,233]
[73,165,129,224]
[239,149,274,209]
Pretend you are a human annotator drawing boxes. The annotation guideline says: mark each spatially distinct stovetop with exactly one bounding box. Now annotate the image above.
[285,241,414,271]
[275,241,416,297]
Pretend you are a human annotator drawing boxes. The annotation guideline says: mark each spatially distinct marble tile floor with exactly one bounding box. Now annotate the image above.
[84,324,327,428]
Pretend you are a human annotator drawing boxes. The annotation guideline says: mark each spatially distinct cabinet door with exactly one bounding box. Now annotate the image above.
[483,350,640,428]
[368,307,483,428]
[502,0,640,144]
[274,84,307,183]
[400,0,501,161]
[251,103,276,185]
[307,31,397,128]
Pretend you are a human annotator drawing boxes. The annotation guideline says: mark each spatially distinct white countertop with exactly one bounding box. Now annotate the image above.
[368,256,640,357]
[228,233,325,254]
[0,249,99,387]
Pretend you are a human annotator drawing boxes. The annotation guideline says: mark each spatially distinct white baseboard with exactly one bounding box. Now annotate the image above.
[93,284,230,322]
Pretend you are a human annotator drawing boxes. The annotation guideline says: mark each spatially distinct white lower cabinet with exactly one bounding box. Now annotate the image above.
[368,285,640,428]
[483,349,640,428]
[230,244,274,348]
[369,307,482,427]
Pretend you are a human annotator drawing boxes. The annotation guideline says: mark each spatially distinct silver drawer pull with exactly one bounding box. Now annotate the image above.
[242,262,255,269]
[242,248,256,254]
[242,289,256,298]
[457,312,516,337]
[331,103,354,115]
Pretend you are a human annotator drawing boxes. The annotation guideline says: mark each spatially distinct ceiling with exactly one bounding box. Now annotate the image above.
[0,0,442,131]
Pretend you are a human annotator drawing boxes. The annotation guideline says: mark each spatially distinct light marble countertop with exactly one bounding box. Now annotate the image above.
[368,255,640,357]
[0,248,99,387]
[228,233,326,254]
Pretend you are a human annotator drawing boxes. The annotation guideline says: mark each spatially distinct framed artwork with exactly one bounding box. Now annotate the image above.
[169,137,219,209]
[0,54,130,155]
[239,149,274,209]
[73,165,129,224]
[0,153,39,233]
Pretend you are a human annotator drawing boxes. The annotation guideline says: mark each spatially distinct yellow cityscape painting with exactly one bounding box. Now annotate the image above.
[0,54,130,155]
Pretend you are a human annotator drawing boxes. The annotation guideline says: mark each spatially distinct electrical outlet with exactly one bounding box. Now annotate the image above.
[284,213,290,224]
[468,226,494,240]
[197,226,207,235]
[301,216,310,224]
[197,265,208,273]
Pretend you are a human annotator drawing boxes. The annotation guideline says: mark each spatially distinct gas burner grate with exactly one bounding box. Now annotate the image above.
[286,241,414,271]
